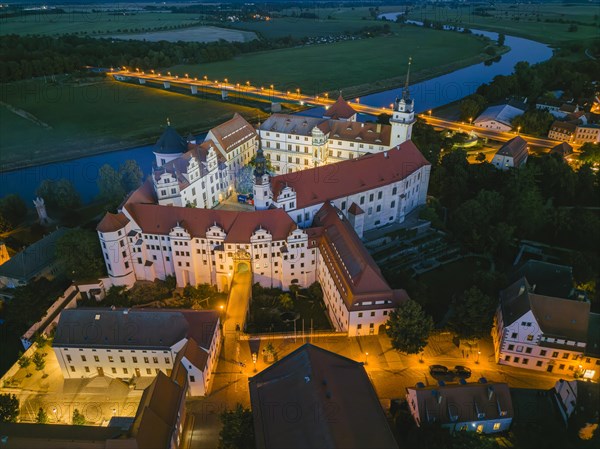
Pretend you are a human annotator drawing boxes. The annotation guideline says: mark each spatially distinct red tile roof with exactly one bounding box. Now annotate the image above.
[313,202,409,310]
[271,141,429,209]
[97,212,130,233]
[319,120,391,146]
[124,202,296,242]
[207,113,255,154]
[323,95,357,120]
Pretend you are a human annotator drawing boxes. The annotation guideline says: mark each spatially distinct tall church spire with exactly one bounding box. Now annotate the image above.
[254,128,266,178]
[403,57,412,101]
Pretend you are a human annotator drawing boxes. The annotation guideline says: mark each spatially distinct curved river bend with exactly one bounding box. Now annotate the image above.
[0,26,551,203]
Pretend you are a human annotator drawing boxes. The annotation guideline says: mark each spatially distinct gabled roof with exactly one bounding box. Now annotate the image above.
[153,125,188,155]
[475,103,526,126]
[322,120,391,146]
[407,382,513,425]
[312,202,408,309]
[259,113,326,137]
[0,227,69,283]
[207,113,255,154]
[494,136,528,166]
[271,141,429,209]
[513,260,574,299]
[249,344,398,449]
[323,95,357,120]
[97,212,130,233]
[550,142,573,156]
[54,308,219,350]
[123,202,296,242]
[131,370,186,449]
[499,277,590,342]
[550,120,577,134]
[175,336,209,371]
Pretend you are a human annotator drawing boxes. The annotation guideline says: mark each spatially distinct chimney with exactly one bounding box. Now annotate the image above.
[376,123,381,133]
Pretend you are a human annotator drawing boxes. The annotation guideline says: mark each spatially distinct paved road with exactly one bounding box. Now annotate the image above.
[421,115,576,150]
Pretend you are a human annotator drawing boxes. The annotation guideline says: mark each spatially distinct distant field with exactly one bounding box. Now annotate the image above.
[406,3,599,44]
[231,6,404,39]
[0,78,263,170]
[110,26,257,43]
[171,26,493,96]
[0,11,203,36]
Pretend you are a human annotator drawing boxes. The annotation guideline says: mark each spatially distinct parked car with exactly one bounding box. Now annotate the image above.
[453,365,472,379]
[429,364,455,381]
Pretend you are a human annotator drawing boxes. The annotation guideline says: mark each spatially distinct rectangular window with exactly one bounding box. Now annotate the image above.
[81,355,86,362]
[132,357,138,363]
[493,423,501,431]
[108,356,114,363]
[536,361,543,367]
[552,352,559,358]
[94,356,99,362]
[190,375,196,382]
[153,357,159,364]
[70,365,75,372]
[144,357,149,363]
[120,356,125,363]
[540,350,547,356]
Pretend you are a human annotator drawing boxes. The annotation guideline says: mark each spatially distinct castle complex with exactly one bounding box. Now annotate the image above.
[97,79,430,336]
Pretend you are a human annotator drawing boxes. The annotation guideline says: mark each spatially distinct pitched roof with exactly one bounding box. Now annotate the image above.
[499,277,590,342]
[494,136,528,166]
[550,120,577,134]
[131,370,186,449]
[271,141,429,209]
[475,103,527,126]
[312,202,408,309]
[153,125,188,155]
[347,202,364,215]
[407,382,513,425]
[323,95,357,120]
[175,336,209,371]
[207,113,255,153]
[97,212,130,233]
[550,142,573,156]
[513,260,574,299]
[321,120,391,146]
[249,344,398,449]
[123,202,296,242]
[0,227,69,283]
[54,308,219,350]
[259,113,326,137]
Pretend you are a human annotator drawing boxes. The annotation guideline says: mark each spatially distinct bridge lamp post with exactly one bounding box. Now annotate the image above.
[428,109,432,116]
[167,71,171,77]
[224,78,228,86]
[270,84,274,99]
[517,126,521,135]
[296,88,300,98]
[203,75,208,82]
[151,69,154,74]
[469,117,473,125]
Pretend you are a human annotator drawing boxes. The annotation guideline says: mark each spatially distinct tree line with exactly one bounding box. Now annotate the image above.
[0,34,299,83]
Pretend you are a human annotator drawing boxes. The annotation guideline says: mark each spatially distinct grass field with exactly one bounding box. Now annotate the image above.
[0,11,204,36]
[406,2,599,44]
[171,26,493,97]
[228,5,404,39]
[110,26,256,43]
[0,78,264,170]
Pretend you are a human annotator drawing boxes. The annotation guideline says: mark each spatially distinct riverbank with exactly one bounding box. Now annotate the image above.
[0,30,502,172]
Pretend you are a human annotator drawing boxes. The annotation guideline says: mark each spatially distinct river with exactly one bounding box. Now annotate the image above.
[0,23,552,204]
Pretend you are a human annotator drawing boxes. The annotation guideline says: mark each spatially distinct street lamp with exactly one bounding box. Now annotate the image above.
[203,75,208,81]
[469,117,473,125]
[517,126,522,135]
[252,352,257,372]
[365,352,369,365]
[476,351,481,364]
[428,109,432,116]
[296,88,300,97]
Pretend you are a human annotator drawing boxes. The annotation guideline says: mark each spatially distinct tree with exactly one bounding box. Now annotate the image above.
[0,394,19,423]
[36,407,48,424]
[0,194,27,230]
[119,159,144,192]
[278,293,293,310]
[219,403,255,449]
[459,94,486,122]
[579,143,600,165]
[386,299,434,354]
[447,286,495,340]
[36,179,81,211]
[511,109,553,136]
[56,228,105,280]
[17,353,31,371]
[452,431,500,449]
[497,33,505,46]
[72,408,86,425]
[97,164,126,208]
[32,352,45,371]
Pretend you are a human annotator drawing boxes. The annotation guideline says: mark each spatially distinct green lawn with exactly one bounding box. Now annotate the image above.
[170,27,493,96]
[407,3,599,44]
[0,12,203,36]
[0,77,265,170]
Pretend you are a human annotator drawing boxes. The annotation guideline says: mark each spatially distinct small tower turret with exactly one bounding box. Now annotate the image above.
[390,57,416,147]
[153,118,187,167]
[253,134,272,210]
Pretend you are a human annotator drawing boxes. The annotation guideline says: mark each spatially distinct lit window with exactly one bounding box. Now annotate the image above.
[493,423,501,431]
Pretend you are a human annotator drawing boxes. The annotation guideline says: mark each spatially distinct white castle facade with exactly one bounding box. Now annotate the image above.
[97,83,430,336]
